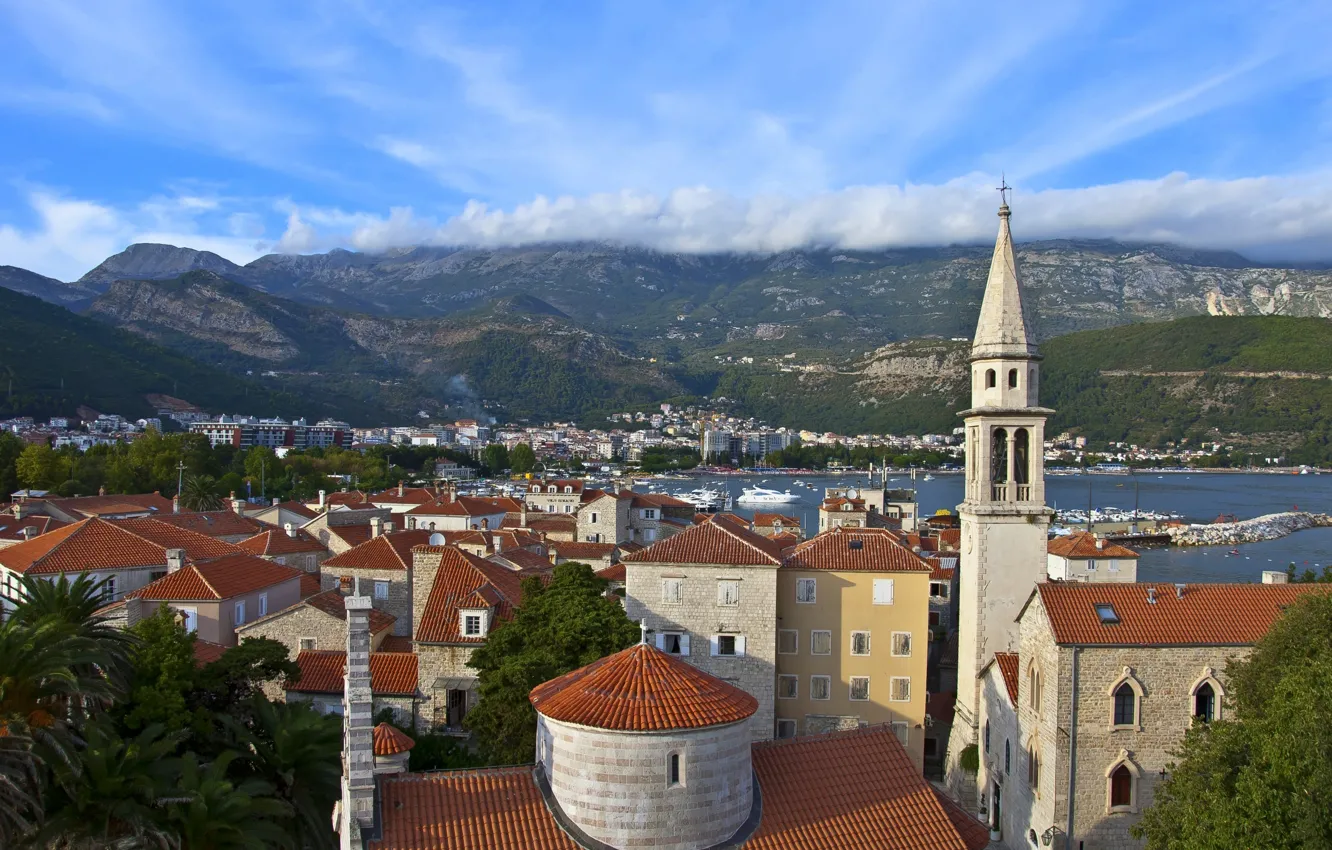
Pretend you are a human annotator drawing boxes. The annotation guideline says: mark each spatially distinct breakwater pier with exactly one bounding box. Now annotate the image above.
[1162,511,1332,547]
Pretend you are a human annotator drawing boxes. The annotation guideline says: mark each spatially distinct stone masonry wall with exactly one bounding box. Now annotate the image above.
[321,567,413,636]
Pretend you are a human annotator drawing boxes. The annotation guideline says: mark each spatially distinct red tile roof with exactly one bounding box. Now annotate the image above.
[236,527,328,556]
[1047,531,1140,559]
[152,511,264,539]
[299,573,323,598]
[938,528,961,550]
[624,515,783,566]
[821,497,866,511]
[287,650,419,696]
[324,491,371,507]
[784,527,932,573]
[1032,582,1328,646]
[378,635,413,653]
[329,524,375,548]
[747,725,990,850]
[525,516,577,533]
[40,493,173,519]
[0,517,235,576]
[488,549,554,572]
[992,652,1020,704]
[371,486,440,507]
[0,514,67,541]
[323,530,433,572]
[127,553,301,601]
[286,589,398,634]
[594,563,625,582]
[752,512,801,528]
[524,479,584,494]
[374,722,416,756]
[370,767,577,850]
[928,560,956,581]
[629,492,692,509]
[550,542,616,561]
[529,643,757,731]
[414,546,525,644]
[406,496,510,518]
[261,500,318,520]
[192,639,229,667]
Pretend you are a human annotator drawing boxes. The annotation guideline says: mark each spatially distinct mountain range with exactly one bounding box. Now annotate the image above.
[3,240,1332,456]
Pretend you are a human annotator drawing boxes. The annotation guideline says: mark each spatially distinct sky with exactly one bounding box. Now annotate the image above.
[2,0,1332,280]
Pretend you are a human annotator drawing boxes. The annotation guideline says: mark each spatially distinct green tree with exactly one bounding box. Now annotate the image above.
[180,473,223,511]
[12,573,137,696]
[166,751,294,850]
[509,443,537,475]
[192,638,300,728]
[482,443,509,476]
[464,563,639,764]
[15,444,67,490]
[0,430,24,497]
[120,606,204,736]
[244,446,278,499]
[1133,592,1332,848]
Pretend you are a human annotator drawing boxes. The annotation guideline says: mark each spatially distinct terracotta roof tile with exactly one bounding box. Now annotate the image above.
[992,652,1020,704]
[324,491,370,507]
[323,530,433,572]
[938,528,961,550]
[0,517,235,576]
[152,511,263,538]
[236,526,328,556]
[487,549,554,572]
[523,479,584,494]
[529,643,757,731]
[299,573,322,598]
[821,497,866,510]
[109,518,241,559]
[1033,582,1328,646]
[295,589,397,634]
[406,496,510,518]
[747,725,989,850]
[192,639,229,667]
[0,514,67,541]
[287,650,419,695]
[329,524,375,548]
[414,546,525,644]
[378,635,413,653]
[784,527,932,573]
[262,500,318,520]
[629,492,692,509]
[370,767,577,850]
[929,561,957,581]
[752,512,801,528]
[41,493,173,518]
[127,553,302,601]
[594,563,626,582]
[624,515,783,566]
[370,487,439,507]
[550,542,616,561]
[1047,531,1141,559]
[373,722,416,755]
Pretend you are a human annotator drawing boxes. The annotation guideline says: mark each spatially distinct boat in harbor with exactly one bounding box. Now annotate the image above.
[735,486,800,506]
[673,486,733,512]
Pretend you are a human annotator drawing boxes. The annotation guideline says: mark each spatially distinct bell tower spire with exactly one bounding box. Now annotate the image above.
[945,198,1055,809]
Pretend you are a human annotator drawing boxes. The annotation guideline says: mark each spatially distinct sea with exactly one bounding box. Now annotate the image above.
[639,472,1332,583]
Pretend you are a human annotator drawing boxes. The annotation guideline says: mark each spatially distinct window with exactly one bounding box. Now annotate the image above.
[810,675,831,701]
[661,578,684,604]
[777,675,798,699]
[1096,603,1120,625]
[563,505,573,513]
[589,512,599,524]
[299,637,317,651]
[1110,765,1133,809]
[712,635,744,657]
[1005,739,1011,775]
[258,592,268,617]
[929,611,941,627]
[985,368,996,389]
[1086,559,1098,571]
[658,632,690,656]
[777,629,798,655]
[890,677,911,702]
[1029,666,1042,712]
[1113,683,1136,726]
[1028,742,1041,788]
[983,721,991,753]
[563,486,573,494]
[103,574,118,600]
[1194,682,1215,722]
[892,721,910,747]
[872,579,894,605]
[929,581,949,599]
[716,579,740,607]
[891,632,912,657]
[850,676,870,701]
[1108,559,1120,572]
[234,600,246,626]
[667,752,683,787]
[776,719,797,739]
[179,607,198,634]
[463,613,483,637]
[795,578,816,603]
[811,630,832,655]
[850,631,871,656]
[374,580,389,599]
[643,509,657,520]
[1008,368,1018,388]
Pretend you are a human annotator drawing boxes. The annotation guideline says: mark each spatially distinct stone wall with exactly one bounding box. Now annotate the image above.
[320,566,413,636]
[538,714,753,850]
[578,494,628,544]
[625,561,778,740]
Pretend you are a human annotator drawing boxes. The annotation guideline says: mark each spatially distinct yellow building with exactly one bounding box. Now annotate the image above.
[774,527,931,770]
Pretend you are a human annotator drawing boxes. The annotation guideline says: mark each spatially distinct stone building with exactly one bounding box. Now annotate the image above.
[236,587,399,656]
[623,514,783,740]
[750,512,802,539]
[246,499,317,529]
[975,579,1324,849]
[773,527,932,768]
[945,199,1055,801]
[575,490,630,543]
[287,647,422,729]
[151,510,265,544]
[404,495,507,532]
[549,541,619,571]
[1046,531,1140,583]
[522,478,587,514]
[236,524,329,573]
[321,530,433,637]
[302,507,394,555]
[367,482,440,514]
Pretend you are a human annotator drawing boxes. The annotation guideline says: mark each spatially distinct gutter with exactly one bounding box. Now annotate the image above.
[1066,647,1080,848]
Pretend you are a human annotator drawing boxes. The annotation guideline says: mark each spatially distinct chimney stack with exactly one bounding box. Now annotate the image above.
[20,526,37,541]
[1262,570,1289,584]
[172,494,180,514]
[370,516,383,538]
[1146,586,1157,604]
[549,547,559,565]
[339,590,376,842]
[284,522,296,539]
[166,548,185,572]
[98,485,106,497]
[447,481,458,503]
[398,480,405,498]
[1174,583,1186,600]
[318,489,327,509]
[272,497,280,506]
[1095,537,1105,550]
[481,518,489,531]
[384,521,394,534]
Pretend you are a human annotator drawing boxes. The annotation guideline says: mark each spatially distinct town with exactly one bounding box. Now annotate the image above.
[4,201,1328,850]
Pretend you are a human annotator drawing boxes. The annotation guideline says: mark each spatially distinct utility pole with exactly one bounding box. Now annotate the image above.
[177,459,186,496]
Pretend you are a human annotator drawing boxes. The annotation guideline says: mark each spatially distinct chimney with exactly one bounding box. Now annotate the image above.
[1146,586,1157,604]
[1095,537,1105,550]
[125,596,146,628]
[520,500,529,528]
[398,480,405,498]
[166,549,185,572]
[410,547,445,644]
[172,494,180,514]
[98,485,106,497]
[447,481,457,503]
[272,497,280,506]
[284,522,296,539]
[1174,583,1186,600]
[1262,570,1289,584]
[372,723,414,776]
[339,590,376,840]
[549,547,558,564]
[318,489,327,509]
[480,518,489,531]
[370,516,383,538]
[384,521,394,534]
[20,526,37,541]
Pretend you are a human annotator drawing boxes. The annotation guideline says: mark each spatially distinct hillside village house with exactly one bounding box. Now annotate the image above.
[301,506,394,554]
[523,478,586,514]
[235,524,329,572]
[319,529,432,636]
[238,587,399,655]
[150,509,264,544]
[1046,531,1141,583]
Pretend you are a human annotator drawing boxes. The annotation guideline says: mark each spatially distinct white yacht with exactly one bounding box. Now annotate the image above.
[675,486,732,512]
[735,486,800,506]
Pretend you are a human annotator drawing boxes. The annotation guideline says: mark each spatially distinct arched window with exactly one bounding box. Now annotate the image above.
[1027,740,1041,788]
[1110,765,1133,809]
[1113,683,1136,726]
[1013,428,1030,486]
[1004,739,1011,775]
[1008,368,1018,388]
[1194,682,1215,722]
[983,721,991,753]
[985,368,996,389]
[991,428,1008,484]
[1028,664,1042,713]
[667,751,684,787]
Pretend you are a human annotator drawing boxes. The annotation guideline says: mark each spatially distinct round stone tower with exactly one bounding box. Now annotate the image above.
[529,642,759,850]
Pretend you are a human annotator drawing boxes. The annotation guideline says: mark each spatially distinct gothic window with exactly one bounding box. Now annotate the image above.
[1027,740,1041,788]
[1013,428,1030,485]
[1194,682,1216,722]
[667,751,683,787]
[991,428,1009,484]
[983,721,990,753]
[1113,683,1137,726]
[1008,368,1018,388]
[985,368,996,389]
[1029,664,1042,713]
[1109,764,1134,810]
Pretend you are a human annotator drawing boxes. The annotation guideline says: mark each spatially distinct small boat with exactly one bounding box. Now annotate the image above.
[1229,548,1241,556]
[922,474,935,481]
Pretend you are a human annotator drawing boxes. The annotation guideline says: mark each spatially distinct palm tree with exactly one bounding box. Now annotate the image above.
[222,699,340,849]
[166,751,292,850]
[179,475,222,513]
[12,573,137,695]
[26,720,182,850]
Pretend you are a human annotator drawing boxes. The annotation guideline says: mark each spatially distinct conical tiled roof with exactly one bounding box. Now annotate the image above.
[373,722,416,756]
[529,643,758,731]
[971,204,1038,361]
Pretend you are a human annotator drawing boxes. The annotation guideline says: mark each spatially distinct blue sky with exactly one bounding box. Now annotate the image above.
[2,0,1332,279]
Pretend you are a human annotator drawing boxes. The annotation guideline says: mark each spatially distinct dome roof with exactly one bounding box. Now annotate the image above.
[530,643,758,731]
[373,722,416,756]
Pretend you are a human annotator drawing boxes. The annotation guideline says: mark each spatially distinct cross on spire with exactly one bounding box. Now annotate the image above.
[996,173,1012,206]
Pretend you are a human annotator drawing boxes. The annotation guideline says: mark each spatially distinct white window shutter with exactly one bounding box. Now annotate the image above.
[680,634,690,656]
[735,636,746,657]
[655,632,665,650]
[710,635,719,656]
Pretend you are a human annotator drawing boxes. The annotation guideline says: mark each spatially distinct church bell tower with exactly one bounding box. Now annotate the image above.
[946,196,1054,799]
